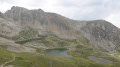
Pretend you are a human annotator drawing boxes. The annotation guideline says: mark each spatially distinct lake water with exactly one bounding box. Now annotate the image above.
[45,49,72,57]
[88,56,112,63]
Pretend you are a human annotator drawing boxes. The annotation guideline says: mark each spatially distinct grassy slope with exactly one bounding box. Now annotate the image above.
[0,44,120,67]
[0,28,120,67]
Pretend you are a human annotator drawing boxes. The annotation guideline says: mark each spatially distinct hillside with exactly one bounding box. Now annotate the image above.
[0,6,120,67]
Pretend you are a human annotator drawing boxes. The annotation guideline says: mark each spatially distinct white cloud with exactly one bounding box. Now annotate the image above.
[0,2,12,12]
[105,13,120,28]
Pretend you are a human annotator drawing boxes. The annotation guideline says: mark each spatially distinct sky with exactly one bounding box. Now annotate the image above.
[0,0,120,28]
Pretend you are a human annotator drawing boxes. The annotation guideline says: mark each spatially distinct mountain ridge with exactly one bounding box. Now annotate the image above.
[0,6,120,53]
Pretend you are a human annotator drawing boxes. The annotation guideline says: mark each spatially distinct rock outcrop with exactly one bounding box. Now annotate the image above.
[71,20,120,52]
[4,6,78,39]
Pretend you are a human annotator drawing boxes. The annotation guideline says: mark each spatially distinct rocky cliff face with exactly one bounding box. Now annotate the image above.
[5,6,47,27]
[0,11,20,37]
[0,12,4,18]
[0,6,120,53]
[4,6,77,39]
[71,20,120,53]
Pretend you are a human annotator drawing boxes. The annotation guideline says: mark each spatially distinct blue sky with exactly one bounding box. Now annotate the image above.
[0,0,120,28]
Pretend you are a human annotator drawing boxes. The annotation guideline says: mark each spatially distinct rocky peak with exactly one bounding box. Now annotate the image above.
[10,6,28,11]
[4,6,47,28]
[3,6,77,39]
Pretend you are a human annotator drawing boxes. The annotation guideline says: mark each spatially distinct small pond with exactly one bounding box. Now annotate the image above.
[45,49,72,57]
[88,56,112,63]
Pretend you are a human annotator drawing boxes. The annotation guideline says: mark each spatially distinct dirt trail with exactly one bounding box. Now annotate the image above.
[0,55,15,67]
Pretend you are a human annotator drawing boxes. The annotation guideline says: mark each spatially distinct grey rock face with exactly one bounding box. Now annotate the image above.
[46,13,78,39]
[0,11,21,38]
[5,6,47,28]
[0,12,4,18]
[0,18,20,37]
[72,20,120,53]
[4,6,78,39]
